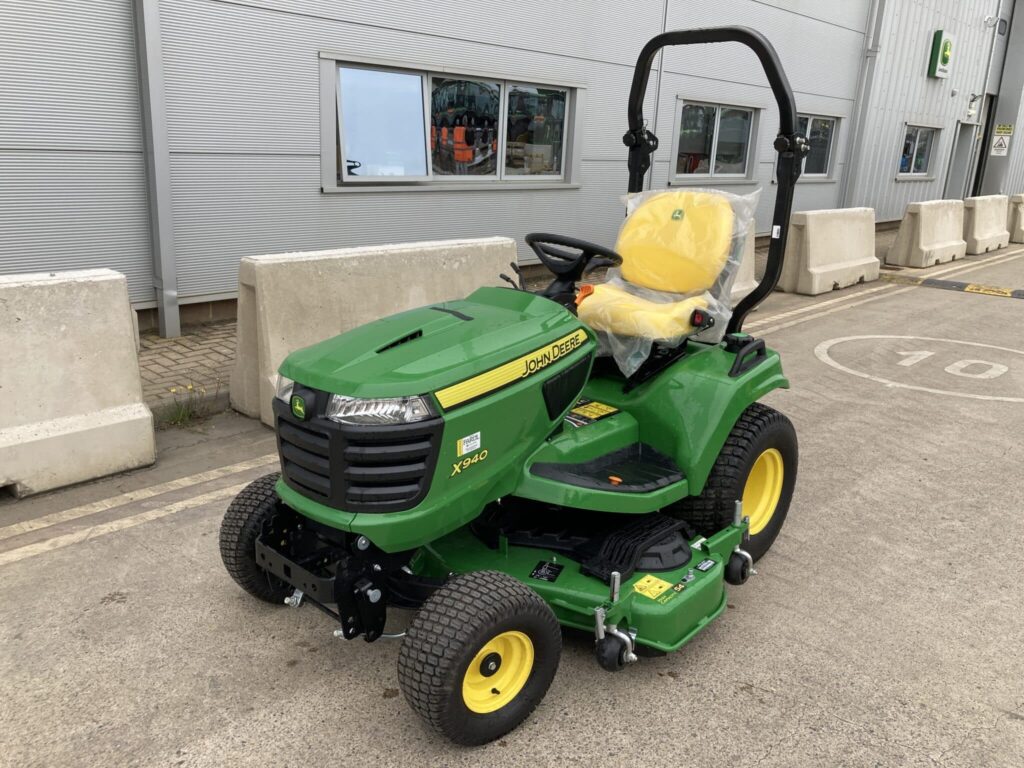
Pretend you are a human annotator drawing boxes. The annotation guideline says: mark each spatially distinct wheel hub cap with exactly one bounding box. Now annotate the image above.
[742,448,784,536]
[462,631,534,714]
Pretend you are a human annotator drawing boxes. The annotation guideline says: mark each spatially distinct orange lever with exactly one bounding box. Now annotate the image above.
[575,284,595,305]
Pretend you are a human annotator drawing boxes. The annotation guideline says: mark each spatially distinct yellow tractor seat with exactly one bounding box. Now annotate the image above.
[578,189,735,339]
[576,284,709,341]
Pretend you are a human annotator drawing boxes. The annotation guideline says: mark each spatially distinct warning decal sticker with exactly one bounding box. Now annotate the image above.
[530,561,564,582]
[633,574,673,600]
[456,431,481,457]
[565,398,620,428]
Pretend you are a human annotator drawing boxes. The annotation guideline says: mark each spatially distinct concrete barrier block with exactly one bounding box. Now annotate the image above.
[230,238,516,426]
[0,270,155,498]
[729,231,758,303]
[1007,194,1024,244]
[885,200,966,268]
[778,207,879,295]
[963,195,1009,254]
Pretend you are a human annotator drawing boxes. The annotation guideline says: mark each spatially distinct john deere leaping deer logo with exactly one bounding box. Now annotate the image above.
[941,39,952,66]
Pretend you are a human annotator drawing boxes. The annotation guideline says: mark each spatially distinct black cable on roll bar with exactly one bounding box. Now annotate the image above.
[622,26,807,334]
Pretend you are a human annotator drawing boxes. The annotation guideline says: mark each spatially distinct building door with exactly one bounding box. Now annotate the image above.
[943,122,977,199]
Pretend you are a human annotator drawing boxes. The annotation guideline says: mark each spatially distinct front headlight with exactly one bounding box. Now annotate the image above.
[325,394,437,425]
[275,375,295,402]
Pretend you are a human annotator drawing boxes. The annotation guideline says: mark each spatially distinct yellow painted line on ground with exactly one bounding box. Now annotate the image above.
[0,482,248,567]
[749,248,1024,336]
[880,273,1024,298]
[0,454,277,542]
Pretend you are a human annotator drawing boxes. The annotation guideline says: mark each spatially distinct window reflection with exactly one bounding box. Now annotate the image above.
[338,67,427,178]
[676,104,716,175]
[714,108,751,174]
[676,103,751,176]
[430,79,500,176]
[797,115,836,175]
[900,126,936,174]
[505,86,567,176]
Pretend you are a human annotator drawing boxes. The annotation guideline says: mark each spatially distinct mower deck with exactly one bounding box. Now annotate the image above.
[413,520,744,654]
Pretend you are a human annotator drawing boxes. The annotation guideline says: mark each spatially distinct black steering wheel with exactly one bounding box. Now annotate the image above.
[525,233,623,276]
[524,233,623,307]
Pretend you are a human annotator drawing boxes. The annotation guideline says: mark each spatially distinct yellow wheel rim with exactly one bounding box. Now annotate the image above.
[742,448,784,536]
[461,630,534,714]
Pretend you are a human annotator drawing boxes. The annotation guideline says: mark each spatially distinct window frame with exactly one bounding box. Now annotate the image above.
[319,53,583,192]
[796,113,839,178]
[668,98,759,184]
[897,124,939,178]
[336,62,432,184]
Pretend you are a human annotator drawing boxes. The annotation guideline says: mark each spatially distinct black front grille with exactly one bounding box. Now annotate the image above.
[273,397,443,513]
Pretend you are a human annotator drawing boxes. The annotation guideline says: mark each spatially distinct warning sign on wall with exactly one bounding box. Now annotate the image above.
[994,124,1014,136]
[991,134,1010,157]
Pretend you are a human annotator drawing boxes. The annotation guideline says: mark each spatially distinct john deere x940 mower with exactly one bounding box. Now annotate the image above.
[220,26,809,745]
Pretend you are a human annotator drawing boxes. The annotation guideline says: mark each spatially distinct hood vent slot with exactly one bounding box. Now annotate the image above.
[376,329,422,353]
[430,306,473,321]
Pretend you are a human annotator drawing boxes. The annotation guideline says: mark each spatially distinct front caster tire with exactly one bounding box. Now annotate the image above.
[595,636,628,672]
[725,551,752,585]
[671,402,798,562]
[397,571,561,745]
[218,473,291,604]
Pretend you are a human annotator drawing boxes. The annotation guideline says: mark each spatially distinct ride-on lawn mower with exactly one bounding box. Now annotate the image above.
[220,27,808,745]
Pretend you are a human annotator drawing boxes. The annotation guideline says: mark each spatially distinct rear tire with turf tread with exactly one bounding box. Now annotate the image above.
[671,402,797,562]
[219,472,291,604]
[398,570,561,745]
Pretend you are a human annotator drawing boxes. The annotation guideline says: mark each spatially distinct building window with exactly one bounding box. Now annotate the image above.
[338,66,429,180]
[674,102,754,178]
[333,62,573,185]
[505,85,568,176]
[431,77,500,177]
[899,126,937,175]
[797,115,837,175]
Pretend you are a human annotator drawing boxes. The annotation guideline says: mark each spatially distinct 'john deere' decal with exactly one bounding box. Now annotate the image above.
[435,329,588,409]
[290,395,306,420]
[519,332,585,378]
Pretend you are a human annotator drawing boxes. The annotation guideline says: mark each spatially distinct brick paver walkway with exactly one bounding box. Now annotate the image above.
[139,321,235,421]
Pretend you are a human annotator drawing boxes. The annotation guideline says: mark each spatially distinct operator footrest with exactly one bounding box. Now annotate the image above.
[580,513,691,584]
[529,443,684,493]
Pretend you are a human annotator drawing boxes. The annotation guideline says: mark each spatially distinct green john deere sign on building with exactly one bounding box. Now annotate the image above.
[928,29,954,78]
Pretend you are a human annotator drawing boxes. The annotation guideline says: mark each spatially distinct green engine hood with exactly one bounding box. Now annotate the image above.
[279,287,589,401]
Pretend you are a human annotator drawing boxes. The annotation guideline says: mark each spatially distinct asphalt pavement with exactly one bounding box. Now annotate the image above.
[2,246,1023,767]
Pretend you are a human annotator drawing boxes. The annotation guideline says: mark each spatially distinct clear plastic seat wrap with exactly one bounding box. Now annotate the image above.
[576,188,759,375]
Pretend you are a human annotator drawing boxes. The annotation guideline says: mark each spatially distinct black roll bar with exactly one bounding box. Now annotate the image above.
[623,26,808,334]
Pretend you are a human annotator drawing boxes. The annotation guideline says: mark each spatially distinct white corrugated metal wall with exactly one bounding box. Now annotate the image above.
[0,0,154,301]
[1006,98,1024,188]
[3,1,1020,307]
[157,0,872,301]
[845,0,1004,221]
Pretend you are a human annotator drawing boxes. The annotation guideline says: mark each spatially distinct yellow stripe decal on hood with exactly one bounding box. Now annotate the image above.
[435,329,589,409]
